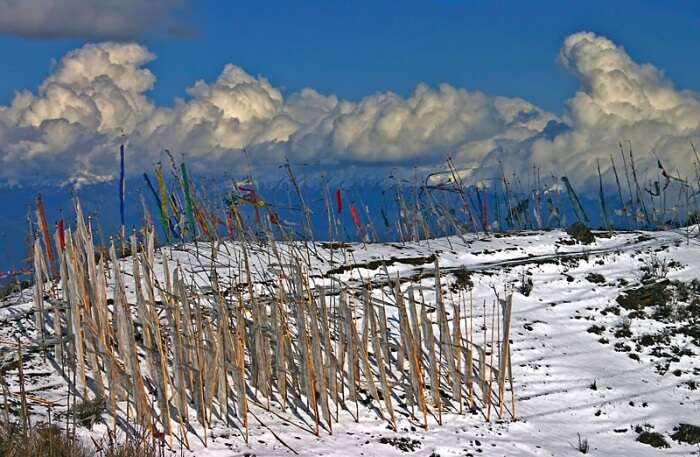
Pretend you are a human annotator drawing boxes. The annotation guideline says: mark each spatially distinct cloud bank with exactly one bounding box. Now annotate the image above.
[526,32,700,187]
[0,0,187,39]
[1,32,699,187]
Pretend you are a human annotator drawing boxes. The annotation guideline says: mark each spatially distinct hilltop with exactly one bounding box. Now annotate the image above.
[0,226,698,456]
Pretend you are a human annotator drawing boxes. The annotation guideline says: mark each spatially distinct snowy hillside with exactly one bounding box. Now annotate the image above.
[1,226,698,456]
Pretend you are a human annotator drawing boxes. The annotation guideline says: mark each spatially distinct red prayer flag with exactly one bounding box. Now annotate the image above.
[335,189,343,214]
[36,194,55,263]
[57,219,65,251]
[350,205,363,233]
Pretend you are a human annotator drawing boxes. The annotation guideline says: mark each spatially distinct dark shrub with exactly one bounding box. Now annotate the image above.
[636,431,670,448]
[671,423,700,445]
[566,222,595,244]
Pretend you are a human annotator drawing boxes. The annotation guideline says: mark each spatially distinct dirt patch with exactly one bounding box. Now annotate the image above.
[585,273,606,284]
[325,254,436,276]
[320,242,353,250]
[586,325,605,335]
[379,437,422,452]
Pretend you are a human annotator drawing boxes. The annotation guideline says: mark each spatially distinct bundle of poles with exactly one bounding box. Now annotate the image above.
[23,196,516,450]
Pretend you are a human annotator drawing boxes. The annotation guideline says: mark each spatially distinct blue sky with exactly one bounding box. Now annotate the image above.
[2,1,699,115]
[3,0,700,271]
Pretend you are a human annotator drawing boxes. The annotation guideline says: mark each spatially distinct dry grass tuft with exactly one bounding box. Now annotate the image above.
[0,423,162,457]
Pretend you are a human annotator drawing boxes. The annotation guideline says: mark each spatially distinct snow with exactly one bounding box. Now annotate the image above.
[1,227,698,456]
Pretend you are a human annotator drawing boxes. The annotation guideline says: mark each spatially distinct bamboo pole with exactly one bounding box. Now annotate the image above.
[396,279,429,429]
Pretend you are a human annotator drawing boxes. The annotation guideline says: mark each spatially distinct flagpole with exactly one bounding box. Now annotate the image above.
[119,143,126,255]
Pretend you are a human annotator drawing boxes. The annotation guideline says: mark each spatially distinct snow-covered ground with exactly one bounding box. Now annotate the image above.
[1,227,698,456]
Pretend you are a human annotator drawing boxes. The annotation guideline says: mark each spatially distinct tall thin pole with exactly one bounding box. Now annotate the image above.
[119,144,126,252]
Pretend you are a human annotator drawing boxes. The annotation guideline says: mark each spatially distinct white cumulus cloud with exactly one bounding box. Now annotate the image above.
[525,32,700,187]
[1,32,700,188]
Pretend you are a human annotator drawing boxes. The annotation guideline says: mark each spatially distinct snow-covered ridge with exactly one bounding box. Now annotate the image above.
[1,226,698,456]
